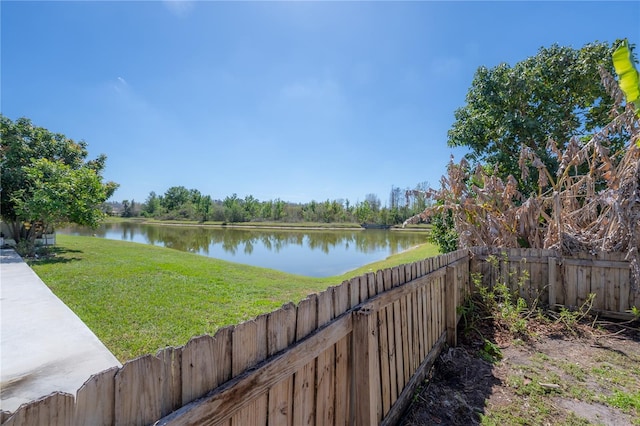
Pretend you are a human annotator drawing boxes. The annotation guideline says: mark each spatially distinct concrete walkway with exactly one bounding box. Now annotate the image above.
[0,249,121,413]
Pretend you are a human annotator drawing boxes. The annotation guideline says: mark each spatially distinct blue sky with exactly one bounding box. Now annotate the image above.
[2,1,638,205]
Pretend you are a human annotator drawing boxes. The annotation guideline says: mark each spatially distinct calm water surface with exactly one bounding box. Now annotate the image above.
[59,223,429,277]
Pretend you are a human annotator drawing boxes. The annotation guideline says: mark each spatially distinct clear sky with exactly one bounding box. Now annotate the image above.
[2,1,638,206]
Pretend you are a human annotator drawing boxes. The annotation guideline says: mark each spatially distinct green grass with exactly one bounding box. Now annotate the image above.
[30,234,439,361]
[480,341,640,425]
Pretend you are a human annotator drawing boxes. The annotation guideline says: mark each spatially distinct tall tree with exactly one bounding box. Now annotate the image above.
[389,186,403,210]
[364,193,381,212]
[142,191,161,216]
[222,193,246,222]
[448,41,627,195]
[161,186,190,211]
[196,194,212,222]
[1,115,118,243]
[121,199,138,217]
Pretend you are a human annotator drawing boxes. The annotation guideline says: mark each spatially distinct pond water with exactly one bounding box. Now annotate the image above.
[58,222,429,277]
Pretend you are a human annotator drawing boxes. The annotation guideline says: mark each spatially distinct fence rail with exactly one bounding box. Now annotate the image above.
[1,248,636,426]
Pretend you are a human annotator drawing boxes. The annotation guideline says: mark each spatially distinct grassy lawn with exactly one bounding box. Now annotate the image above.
[30,234,439,361]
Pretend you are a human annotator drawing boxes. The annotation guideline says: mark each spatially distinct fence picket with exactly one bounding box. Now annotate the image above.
[619,268,630,313]
[358,275,368,302]
[181,326,233,406]
[267,303,296,426]
[332,284,351,425]
[613,267,621,313]
[400,294,411,385]
[156,346,182,417]
[74,366,118,425]
[410,290,420,371]
[293,295,318,425]
[383,268,393,291]
[349,277,360,308]
[2,393,74,426]
[577,263,588,307]
[376,270,385,294]
[230,315,268,426]
[391,298,404,392]
[315,290,336,426]
[385,301,398,407]
[566,263,578,310]
[333,282,350,317]
[378,303,392,417]
[115,354,164,425]
[418,286,426,360]
[367,272,377,299]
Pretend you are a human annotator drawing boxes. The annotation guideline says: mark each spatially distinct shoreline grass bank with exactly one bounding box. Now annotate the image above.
[104,216,432,231]
[30,234,439,361]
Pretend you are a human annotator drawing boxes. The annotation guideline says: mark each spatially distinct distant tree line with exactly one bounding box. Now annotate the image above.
[104,183,432,226]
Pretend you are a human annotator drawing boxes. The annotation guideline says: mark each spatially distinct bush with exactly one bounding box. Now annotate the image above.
[15,239,36,257]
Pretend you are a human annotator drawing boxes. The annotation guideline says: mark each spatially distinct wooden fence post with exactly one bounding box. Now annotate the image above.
[445,266,458,347]
[352,307,381,426]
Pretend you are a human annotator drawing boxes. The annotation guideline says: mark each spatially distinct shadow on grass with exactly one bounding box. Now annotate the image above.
[27,246,84,265]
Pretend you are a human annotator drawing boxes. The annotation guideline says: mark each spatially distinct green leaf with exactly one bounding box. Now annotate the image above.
[612,40,640,116]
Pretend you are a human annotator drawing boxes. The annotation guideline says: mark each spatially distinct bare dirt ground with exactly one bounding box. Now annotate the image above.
[400,316,640,425]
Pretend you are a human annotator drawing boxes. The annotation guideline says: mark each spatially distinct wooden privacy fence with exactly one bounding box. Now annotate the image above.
[470,247,640,318]
[1,248,636,426]
[0,249,470,426]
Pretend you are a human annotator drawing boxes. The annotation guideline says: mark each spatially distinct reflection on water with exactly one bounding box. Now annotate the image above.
[59,222,428,277]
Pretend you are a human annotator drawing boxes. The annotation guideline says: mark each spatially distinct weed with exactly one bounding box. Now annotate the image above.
[604,390,640,412]
[411,383,425,403]
[480,339,503,363]
[532,352,550,362]
[568,385,595,402]
[562,412,593,425]
[556,293,596,333]
[470,253,537,339]
[558,361,587,382]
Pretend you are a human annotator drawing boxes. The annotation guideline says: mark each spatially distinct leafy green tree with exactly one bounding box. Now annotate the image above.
[355,200,373,223]
[142,191,161,216]
[448,41,626,195]
[196,194,212,222]
[189,188,202,205]
[121,199,140,217]
[243,195,260,218]
[320,200,334,223]
[161,186,190,211]
[428,208,458,253]
[222,193,246,223]
[1,115,117,243]
[302,200,319,222]
[272,199,286,221]
[121,200,132,217]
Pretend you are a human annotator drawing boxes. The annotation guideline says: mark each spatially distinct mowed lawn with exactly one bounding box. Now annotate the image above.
[30,234,439,361]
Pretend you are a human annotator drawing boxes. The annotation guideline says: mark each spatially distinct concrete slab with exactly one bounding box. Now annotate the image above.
[0,249,121,413]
